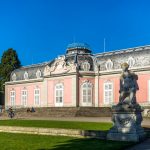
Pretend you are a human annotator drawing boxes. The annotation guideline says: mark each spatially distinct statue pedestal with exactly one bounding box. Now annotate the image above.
[107,104,146,142]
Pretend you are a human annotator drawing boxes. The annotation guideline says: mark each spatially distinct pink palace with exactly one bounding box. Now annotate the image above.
[4,43,150,108]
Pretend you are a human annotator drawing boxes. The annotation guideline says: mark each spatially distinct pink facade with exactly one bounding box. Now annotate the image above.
[64,78,72,105]
[6,82,42,107]
[47,78,73,107]
[47,80,54,106]
[136,73,150,103]
[5,43,150,108]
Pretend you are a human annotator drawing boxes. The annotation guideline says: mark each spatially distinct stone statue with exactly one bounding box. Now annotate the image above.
[107,62,145,142]
[119,62,139,106]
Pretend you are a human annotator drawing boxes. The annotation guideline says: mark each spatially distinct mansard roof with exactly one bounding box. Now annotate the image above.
[20,61,51,69]
[11,61,51,81]
[95,45,150,72]
[9,44,150,81]
[95,45,150,57]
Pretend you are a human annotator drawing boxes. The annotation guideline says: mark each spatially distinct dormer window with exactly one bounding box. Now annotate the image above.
[105,59,113,70]
[82,62,90,71]
[24,71,28,80]
[36,69,41,78]
[12,73,16,81]
[127,57,135,68]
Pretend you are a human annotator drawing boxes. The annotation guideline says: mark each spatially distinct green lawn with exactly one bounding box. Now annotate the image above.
[0,120,112,130]
[0,132,135,150]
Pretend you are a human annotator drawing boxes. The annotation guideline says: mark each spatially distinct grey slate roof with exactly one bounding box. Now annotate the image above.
[11,61,51,81]
[10,44,150,81]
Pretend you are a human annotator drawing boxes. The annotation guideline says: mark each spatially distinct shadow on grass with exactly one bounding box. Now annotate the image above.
[38,138,135,150]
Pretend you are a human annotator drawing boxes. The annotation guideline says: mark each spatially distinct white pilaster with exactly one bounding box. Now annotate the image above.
[41,78,48,107]
[72,75,77,107]
[5,85,8,108]
[95,75,99,107]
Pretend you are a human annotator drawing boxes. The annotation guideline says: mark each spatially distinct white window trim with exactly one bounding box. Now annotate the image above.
[21,90,27,106]
[55,83,64,107]
[10,90,15,106]
[24,71,29,80]
[34,88,40,106]
[36,69,41,78]
[81,82,93,106]
[103,82,113,105]
[105,59,113,70]
[82,62,90,71]
[12,73,17,81]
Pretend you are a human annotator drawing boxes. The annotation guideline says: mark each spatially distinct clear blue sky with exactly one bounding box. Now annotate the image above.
[0,0,150,66]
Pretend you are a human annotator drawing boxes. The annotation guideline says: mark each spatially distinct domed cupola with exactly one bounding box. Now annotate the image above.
[66,42,92,55]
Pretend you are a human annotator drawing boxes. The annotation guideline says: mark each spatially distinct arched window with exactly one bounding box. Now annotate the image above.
[34,88,40,106]
[127,57,135,68]
[55,83,63,106]
[81,81,92,106]
[36,69,41,78]
[10,90,15,106]
[105,59,113,70]
[21,89,27,106]
[12,73,17,81]
[24,71,29,80]
[104,82,113,104]
[82,62,90,71]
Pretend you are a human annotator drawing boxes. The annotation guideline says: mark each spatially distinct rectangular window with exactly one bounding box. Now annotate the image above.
[34,89,40,105]
[55,84,64,107]
[82,83,92,107]
[10,91,15,106]
[21,90,27,106]
[56,90,63,103]
[83,95,86,102]
[104,82,113,104]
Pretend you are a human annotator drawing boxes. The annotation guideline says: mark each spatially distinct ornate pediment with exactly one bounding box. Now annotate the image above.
[50,56,68,74]
[44,56,76,76]
[43,65,51,76]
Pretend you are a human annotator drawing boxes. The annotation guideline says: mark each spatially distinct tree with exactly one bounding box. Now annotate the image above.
[0,48,21,91]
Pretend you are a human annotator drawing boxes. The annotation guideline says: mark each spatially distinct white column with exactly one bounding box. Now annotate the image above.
[5,85,9,108]
[95,75,99,107]
[41,78,48,107]
[72,75,77,107]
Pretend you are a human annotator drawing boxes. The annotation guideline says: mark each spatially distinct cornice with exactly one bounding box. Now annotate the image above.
[99,65,150,75]
[94,45,150,57]
[5,78,44,85]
